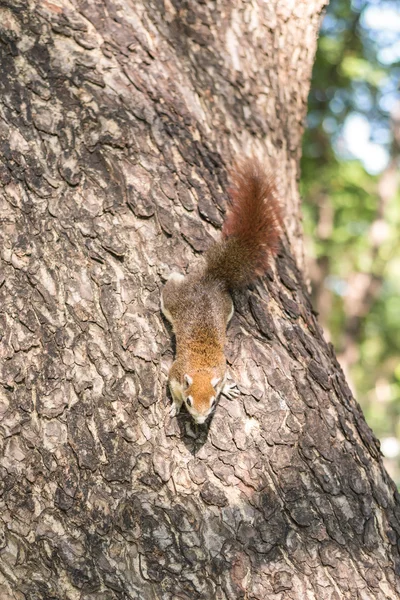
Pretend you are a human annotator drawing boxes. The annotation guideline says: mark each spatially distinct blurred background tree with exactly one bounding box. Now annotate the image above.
[301,0,400,483]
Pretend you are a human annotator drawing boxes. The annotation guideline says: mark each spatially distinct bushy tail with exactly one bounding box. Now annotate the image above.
[206,159,282,289]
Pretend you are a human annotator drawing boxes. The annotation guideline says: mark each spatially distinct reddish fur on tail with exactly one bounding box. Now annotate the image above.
[206,159,282,288]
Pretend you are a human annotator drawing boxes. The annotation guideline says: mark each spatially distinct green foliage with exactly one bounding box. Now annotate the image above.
[302,0,400,481]
[340,56,386,85]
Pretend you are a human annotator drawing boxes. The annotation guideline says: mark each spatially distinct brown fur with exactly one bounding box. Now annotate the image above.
[206,159,282,288]
[186,372,217,412]
[186,325,225,367]
[163,273,232,360]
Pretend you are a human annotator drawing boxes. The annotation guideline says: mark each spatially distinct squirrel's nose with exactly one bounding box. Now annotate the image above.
[195,416,207,425]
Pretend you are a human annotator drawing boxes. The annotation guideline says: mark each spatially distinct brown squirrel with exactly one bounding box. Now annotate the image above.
[161,159,282,424]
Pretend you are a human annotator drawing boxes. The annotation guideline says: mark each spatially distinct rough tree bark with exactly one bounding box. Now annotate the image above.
[0,2,399,600]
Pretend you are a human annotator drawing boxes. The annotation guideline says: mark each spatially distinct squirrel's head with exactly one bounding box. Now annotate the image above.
[182,372,222,424]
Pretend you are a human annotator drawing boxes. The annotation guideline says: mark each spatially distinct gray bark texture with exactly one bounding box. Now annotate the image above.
[0,1,399,599]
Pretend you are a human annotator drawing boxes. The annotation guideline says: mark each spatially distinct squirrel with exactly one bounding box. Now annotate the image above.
[161,159,282,424]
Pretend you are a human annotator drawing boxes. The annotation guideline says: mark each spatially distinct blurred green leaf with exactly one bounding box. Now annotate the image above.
[340,56,386,85]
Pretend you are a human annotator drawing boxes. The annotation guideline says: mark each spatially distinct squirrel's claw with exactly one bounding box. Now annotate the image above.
[222,381,240,399]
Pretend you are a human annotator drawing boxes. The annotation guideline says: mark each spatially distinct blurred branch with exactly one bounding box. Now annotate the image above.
[308,194,334,335]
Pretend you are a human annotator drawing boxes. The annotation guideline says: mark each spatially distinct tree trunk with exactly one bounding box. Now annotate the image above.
[0,2,399,600]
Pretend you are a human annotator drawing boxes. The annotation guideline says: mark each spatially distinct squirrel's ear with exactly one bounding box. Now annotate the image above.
[211,377,221,388]
[184,374,193,388]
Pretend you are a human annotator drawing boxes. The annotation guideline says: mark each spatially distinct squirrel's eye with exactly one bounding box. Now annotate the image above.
[186,397,192,407]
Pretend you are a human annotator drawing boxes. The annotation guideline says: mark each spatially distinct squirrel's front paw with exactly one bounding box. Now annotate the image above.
[222,381,240,399]
[169,402,181,417]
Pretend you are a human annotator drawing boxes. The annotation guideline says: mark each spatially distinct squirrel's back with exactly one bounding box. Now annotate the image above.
[205,159,282,288]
